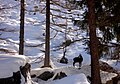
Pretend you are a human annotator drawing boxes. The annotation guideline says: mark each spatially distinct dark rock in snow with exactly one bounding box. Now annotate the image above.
[99,61,117,73]
[31,74,37,78]
[0,63,31,84]
[20,63,31,82]
[37,71,54,81]
[0,54,31,84]
[87,75,91,83]
[60,56,68,64]
[53,72,67,80]
[0,71,21,84]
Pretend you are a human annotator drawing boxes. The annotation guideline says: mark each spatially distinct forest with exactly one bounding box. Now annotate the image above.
[0,0,120,84]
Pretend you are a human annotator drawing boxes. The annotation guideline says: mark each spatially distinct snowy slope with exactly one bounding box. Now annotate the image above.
[0,0,91,64]
[0,0,119,84]
[0,0,91,84]
[0,54,30,78]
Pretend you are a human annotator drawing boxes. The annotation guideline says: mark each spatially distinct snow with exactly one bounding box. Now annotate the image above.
[100,58,120,71]
[0,0,119,84]
[0,54,30,78]
[101,71,117,84]
[31,66,90,84]
[51,73,90,84]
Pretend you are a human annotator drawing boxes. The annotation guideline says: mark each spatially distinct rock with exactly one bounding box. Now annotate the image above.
[0,71,21,84]
[99,61,117,73]
[60,57,68,64]
[53,72,67,80]
[112,75,120,84]
[20,63,31,82]
[0,54,31,84]
[37,71,54,81]
[87,75,91,82]
[31,74,36,78]
[99,61,120,84]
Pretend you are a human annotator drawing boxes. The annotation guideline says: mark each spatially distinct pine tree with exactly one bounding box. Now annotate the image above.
[44,0,51,67]
[19,0,25,55]
[87,0,101,84]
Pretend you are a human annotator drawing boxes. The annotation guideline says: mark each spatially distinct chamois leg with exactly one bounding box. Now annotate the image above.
[78,62,82,69]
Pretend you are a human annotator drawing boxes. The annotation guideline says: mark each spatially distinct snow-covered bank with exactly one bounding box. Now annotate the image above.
[50,73,90,84]
[0,54,32,84]
[0,54,30,78]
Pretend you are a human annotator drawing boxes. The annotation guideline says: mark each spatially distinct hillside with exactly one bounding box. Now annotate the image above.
[0,0,120,84]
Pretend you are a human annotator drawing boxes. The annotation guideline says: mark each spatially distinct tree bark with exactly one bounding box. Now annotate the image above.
[44,0,51,67]
[87,0,101,84]
[19,0,25,55]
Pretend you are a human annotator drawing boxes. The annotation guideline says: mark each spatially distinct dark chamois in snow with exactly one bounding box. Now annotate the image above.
[73,54,83,68]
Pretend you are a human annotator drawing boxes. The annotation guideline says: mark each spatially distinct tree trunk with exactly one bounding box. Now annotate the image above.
[87,0,101,84]
[44,0,51,67]
[19,0,25,55]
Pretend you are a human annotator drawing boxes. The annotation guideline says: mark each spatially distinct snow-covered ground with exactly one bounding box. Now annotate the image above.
[41,73,90,84]
[0,54,31,84]
[0,0,120,84]
[0,54,30,78]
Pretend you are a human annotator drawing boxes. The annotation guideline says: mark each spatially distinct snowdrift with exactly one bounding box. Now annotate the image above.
[0,54,32,84]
